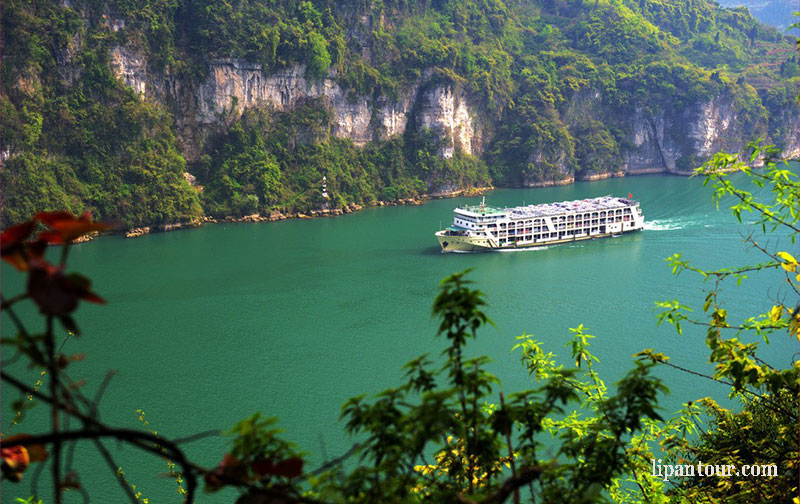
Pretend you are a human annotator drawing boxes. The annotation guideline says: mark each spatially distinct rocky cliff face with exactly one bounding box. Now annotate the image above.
[623,95,748,175]
[415,85,478,158]
[108,43,796,182]
[111,45,481,163]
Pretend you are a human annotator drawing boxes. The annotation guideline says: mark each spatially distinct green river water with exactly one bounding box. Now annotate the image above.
[2,174,795,503]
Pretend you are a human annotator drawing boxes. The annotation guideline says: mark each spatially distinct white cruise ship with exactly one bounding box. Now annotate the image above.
[435,195,645,252]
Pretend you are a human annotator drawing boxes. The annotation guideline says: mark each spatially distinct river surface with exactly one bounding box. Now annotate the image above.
[2,174,795,503]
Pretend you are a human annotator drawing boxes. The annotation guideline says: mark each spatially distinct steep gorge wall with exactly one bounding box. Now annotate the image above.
[109,44,798,184]
[623,95,751,175]
[110,45,480,164]
[521,86,798,186]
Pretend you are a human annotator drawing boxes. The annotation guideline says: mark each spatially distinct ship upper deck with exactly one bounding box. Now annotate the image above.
[454,196,638,220]
[455,205,507,217]
[505,196,636,219]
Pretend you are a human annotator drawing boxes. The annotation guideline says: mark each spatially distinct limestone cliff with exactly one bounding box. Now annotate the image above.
[110,45,481,165]
[623,95,751,175]
[6,0,797,227]
[107,43,796,186]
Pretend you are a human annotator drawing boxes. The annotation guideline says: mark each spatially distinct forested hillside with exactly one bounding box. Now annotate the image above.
[2,0,797,227]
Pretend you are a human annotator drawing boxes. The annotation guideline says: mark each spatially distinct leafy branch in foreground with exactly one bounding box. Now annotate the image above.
[0,213,312,504]
[645,141,800,502]
[304,274,667,504]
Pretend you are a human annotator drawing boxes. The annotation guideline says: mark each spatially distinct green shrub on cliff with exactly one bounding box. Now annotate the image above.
[202,113,283,217]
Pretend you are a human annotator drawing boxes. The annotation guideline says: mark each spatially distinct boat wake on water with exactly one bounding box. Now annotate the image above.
[644,218,691,231]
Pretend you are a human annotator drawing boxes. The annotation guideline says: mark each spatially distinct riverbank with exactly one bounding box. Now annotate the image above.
[85,156,759,241]
[120,186,494,239]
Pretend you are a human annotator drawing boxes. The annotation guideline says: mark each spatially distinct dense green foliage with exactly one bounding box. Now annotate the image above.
[2,0,795,226]
[198,106,488,216]
[1,0,202,228]
[674,392,798,502]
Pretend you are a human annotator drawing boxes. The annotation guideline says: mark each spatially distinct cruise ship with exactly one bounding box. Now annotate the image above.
[435,195,644,252]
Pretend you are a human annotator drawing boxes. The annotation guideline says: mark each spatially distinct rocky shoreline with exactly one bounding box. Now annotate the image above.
[68,147,792,242]
[104,158,765,241]
[95,156,762,241]
[121,186,493,239]
[577,170,626,181]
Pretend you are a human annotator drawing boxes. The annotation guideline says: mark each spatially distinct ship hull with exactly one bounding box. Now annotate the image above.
[436,231,494,252]
[436,228,641,253]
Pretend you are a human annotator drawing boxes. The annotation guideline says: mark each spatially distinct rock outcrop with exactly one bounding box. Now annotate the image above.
[416,85,478,158]
[106,42,796,184]
[106,42,483,163]
[623,94,750,175]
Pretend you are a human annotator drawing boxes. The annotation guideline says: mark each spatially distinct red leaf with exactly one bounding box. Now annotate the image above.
[1,221,36,271]
[81,291,106,304]
[35,211,109,242]
[27,264,106,316]
[49,221,109,242]
[27,263,78,316]
[3,435,47,462]
[1,221,35,249]
[2,250,29,271]
[205,453,249,492]
[35,211,79,227]
[1,445,30,472]
[36,230,66,245]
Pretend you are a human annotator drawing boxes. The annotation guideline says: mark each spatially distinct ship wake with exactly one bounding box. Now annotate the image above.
[644,218,688,231]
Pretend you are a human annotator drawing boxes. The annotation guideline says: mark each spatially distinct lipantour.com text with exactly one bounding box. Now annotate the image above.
[651,459,778,482]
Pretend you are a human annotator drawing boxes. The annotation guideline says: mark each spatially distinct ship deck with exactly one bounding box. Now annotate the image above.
[505,196,634,219]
